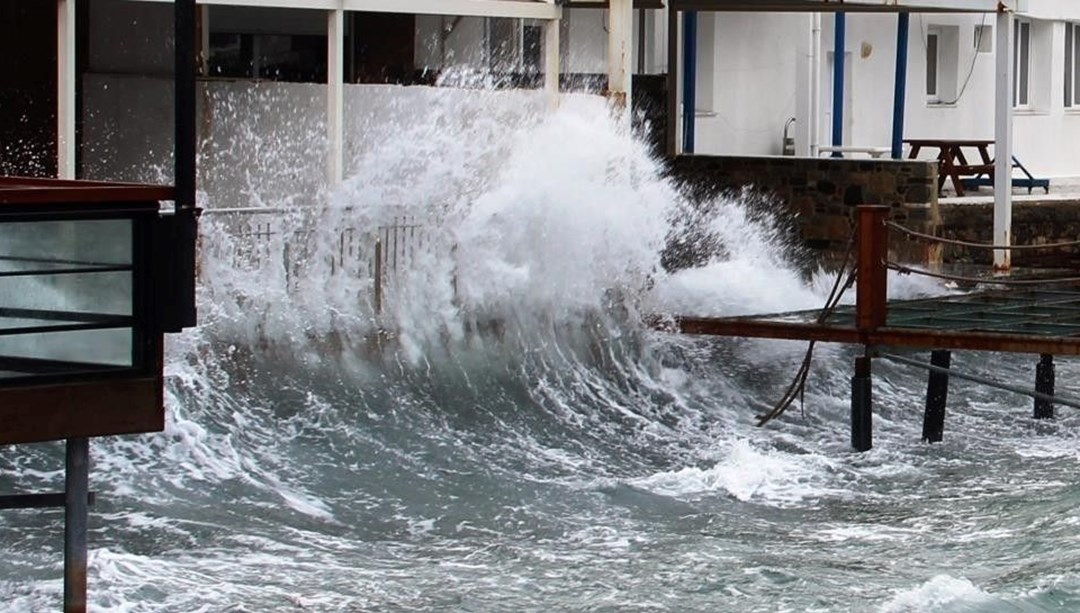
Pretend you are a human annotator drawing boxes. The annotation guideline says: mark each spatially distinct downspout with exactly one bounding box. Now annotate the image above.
[810,12,821,157]
[832,11,846,157]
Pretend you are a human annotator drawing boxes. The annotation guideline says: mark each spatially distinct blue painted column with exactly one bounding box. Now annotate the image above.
[682,11,698,154]
[891,13,910,159]
[831,11,846,157]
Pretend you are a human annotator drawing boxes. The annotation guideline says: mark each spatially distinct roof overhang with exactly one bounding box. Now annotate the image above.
[670,0,1025,13]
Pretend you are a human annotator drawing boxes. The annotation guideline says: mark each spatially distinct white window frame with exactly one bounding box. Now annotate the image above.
[1013,19,1031,108]
[1067,22,1080,109]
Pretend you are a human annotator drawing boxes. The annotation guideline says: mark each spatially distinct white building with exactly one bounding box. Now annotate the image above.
[2,0,1075,180]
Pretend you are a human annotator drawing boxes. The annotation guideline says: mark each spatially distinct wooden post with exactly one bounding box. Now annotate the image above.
[851,355,872,451]
[1034,353,1054,419]
[856,205,889,333]
[922,349,951,443]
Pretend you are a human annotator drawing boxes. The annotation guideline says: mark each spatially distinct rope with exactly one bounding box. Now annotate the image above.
[757,232,857,427]
[887,262,1080,287]
[886,221,1080,251]
[880,353,1080,411]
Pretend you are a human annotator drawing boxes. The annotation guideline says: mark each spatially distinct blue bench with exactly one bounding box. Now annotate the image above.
[961,156,1050,194]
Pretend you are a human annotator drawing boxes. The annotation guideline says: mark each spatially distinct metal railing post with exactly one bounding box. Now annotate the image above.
[857,205,890,333]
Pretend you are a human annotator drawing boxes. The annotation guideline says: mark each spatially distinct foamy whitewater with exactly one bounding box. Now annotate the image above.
[3,86,1080,612]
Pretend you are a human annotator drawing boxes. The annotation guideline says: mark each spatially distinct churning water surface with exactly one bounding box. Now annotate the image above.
[3,89,1080,613]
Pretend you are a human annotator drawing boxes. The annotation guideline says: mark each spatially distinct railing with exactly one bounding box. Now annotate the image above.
[202,208,432,315]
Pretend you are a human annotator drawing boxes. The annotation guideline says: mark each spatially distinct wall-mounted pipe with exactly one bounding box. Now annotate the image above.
[831,11,846,157]
[682,11,697,154]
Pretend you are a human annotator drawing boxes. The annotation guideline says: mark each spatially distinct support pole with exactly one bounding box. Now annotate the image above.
[681,11,697,154]
[327,8,345,186]
[856,205,889,333]
[666,7,679,156]
[57,0,77,179]
[851,355,873,451]
[922,349,951,443]
[831,11,846,157]
[810,13,821,157]
[891,13,909,160]
[1035,353,1055,419]
[543,15,561,109]
[607,0,633,116]
[173,0,198,330]
[994,9,1014,271]
[64,438,89,613]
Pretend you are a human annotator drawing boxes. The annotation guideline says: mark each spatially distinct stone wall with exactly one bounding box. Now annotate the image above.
[938,201,1080,267]
[667,155,940,264]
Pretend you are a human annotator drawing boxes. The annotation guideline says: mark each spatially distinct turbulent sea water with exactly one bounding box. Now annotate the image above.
[3,90,1080,612]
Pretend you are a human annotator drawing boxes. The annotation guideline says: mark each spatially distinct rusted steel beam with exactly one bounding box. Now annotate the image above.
[664,317,1080,355]
[668,317,864,344]
[857,205,890,333]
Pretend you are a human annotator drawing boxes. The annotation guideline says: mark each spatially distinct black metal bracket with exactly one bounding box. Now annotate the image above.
[0,492,96,510]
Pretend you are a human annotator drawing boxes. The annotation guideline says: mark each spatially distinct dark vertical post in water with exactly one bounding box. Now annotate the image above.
[1035,353,1055,419]
[172,0,198,331]
[64,438,89,613]
[682,11,697,154]
[922,349,951,443]
[851,356,873,451]
[891,13,910,160]
[831,11,846,157]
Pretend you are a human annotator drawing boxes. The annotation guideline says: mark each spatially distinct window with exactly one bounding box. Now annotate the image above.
[1013,19,1031,107]
[926,31,939,100]
[1067,22,1080,108]
[925,25,958,104]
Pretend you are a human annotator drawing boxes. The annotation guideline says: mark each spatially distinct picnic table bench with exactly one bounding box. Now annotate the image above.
[904,138,1050,197]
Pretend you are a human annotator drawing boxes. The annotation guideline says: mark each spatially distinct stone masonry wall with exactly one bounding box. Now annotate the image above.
[667,155,941,264]
[938,201,1080,267]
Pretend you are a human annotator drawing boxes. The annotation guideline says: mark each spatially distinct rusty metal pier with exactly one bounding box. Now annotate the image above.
[659,205,1080,451]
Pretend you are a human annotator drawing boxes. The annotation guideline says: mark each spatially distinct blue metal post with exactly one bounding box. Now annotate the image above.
[831,12,846,157]
[891,13,910,159]
[682,11,697,154]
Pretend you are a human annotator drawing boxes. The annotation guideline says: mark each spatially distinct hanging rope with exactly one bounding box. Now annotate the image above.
[887,261,1080,287]
[886,221,1080,251]
[757,232,856,427]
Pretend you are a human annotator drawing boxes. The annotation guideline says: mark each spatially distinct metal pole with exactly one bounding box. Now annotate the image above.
[851,355,873,451]
[831,11,846,157]
[922,349,951,442]
[1035,353,1055,419]
[881,352,1080,411]
[856,205,889,333]
[57,0,77,179]
[173,0,199,330]
[682,11,697,154]
[993,10,1015,271]
[607,0,633,114]
[891,13,910,160]
[64,438,89,613]
[666,7,679,156]
[327,8,344,186]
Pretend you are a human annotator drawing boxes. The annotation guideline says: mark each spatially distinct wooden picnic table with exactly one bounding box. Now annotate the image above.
[904,138,994,197]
